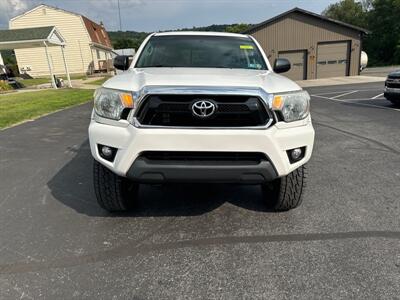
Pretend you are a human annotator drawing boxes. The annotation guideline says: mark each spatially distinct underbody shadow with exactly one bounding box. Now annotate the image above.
[47,140,275,217]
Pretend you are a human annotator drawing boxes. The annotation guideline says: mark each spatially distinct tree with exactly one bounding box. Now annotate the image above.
[225,23,251,33]
[112,38,142,51]
[322,0,400,66]
[364,0,400,65]
[322,0,369,28]
[0,50,19,76]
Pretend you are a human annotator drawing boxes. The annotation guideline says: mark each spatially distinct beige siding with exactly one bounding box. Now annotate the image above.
[10,6,93,77]
[249,12,361,79]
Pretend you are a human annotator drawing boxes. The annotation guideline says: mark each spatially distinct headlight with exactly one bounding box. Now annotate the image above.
[93,88,134,120]
[271,90,310,122]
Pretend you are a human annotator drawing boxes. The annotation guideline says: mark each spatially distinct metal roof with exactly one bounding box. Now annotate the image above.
[114,48,136,56]
[244,7,369,35]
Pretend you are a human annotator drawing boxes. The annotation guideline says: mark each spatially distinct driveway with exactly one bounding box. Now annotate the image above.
[0,82,399,299]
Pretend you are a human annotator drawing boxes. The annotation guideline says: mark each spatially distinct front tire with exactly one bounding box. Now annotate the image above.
[388,98,400,107]
[93,160,138,212]
[262,165,307,211]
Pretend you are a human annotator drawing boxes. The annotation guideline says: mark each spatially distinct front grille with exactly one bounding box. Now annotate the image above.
[140,151,267,165]
[386,80,400,89]
[388,74,400,80]
[136,95,270,127]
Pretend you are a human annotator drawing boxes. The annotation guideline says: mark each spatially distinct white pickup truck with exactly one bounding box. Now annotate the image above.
[89,32,315,212]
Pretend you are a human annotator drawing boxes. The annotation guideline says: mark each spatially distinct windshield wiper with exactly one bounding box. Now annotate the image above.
[141,65,236,68]
[212,66,233,69]
[148,65,175,68]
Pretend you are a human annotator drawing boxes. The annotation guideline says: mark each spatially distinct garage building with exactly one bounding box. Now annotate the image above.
[245,8,368,80]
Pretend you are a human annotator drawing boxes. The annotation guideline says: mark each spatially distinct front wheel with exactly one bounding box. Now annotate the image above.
[388,98,400,107]
[262,165,307,211]
[93,160,138,212]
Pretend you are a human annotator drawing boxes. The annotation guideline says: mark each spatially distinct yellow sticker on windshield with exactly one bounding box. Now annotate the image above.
[240,45,254,50]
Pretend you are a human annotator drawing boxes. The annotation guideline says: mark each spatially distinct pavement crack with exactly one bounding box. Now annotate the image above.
[0,230,399,275]
[314,121,400,155]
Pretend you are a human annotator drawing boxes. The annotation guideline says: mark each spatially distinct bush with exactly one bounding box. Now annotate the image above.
[0,80,12,91]
[6,64,19,77]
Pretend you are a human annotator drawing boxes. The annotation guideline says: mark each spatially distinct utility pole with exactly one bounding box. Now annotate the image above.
[117,0,122,31]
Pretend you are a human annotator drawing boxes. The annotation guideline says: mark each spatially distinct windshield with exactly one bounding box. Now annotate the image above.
[135,35,268,70]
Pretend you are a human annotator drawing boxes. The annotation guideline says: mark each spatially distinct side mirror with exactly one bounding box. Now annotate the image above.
[273,58,291,73]
[113,55,130,71]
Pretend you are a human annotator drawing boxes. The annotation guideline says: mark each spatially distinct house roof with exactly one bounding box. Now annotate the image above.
[82,16,112,49]
[244,7,369,35]
[0,26,54,42]
[10,4,80,21]
[0,26,65,50]
[10,4,113,49]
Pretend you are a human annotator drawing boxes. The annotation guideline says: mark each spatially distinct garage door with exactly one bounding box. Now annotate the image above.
[317,42,349,78]
[278,50,307,80]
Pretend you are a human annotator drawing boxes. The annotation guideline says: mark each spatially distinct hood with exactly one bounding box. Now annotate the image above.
[103,68,301,94]
[388,70,400,79]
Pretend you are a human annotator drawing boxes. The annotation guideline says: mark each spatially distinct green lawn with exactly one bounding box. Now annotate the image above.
[0,89,94,129]
[85,77,111,86]
[16,78,51,87]
[66,74,88,80]
[15,74,88,87]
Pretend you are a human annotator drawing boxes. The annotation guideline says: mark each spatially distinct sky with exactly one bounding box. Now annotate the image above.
[0,0,339,32]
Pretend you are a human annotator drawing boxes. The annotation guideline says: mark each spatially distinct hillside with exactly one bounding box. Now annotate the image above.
[0,23,252,74]
[108,23,252,50]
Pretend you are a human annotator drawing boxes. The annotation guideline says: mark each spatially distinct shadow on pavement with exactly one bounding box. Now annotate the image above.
[47,140,271,217]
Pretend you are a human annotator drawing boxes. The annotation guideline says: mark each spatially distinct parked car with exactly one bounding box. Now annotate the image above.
[384,70,400,106]
[89,32,315,212]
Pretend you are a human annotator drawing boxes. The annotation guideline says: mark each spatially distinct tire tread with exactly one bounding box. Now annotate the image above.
[93,160,136,212]
[264,165,307,211]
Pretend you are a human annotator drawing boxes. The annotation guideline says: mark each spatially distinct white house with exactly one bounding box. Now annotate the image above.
[9,4,114,77]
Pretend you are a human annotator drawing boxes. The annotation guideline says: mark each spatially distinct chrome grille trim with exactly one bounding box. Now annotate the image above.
[129,86,275,129]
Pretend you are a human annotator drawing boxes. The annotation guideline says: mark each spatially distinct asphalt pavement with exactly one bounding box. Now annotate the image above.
[0,82,399,299]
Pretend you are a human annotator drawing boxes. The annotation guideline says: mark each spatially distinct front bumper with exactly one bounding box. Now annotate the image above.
[126,157,278,183]
[89,115,315,182]
[126,156,277,183]
[384,87,400,99]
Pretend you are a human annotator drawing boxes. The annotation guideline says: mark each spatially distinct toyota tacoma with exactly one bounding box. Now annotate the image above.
[89,32,315,212]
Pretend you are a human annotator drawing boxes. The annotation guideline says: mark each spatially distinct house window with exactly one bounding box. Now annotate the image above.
[96,49,100,59]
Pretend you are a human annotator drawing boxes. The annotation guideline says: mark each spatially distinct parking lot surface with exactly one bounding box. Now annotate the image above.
[308,82,399,111]
[0,82,399,299]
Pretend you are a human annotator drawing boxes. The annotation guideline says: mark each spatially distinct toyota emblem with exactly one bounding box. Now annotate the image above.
[192,100,216,118]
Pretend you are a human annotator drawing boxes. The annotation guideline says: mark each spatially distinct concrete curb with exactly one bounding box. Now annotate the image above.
[297,76,385,88]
